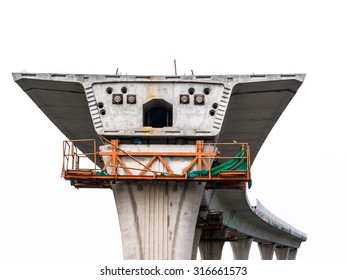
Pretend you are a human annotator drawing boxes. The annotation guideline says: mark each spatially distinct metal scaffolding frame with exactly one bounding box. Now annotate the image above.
[62,139,251,189]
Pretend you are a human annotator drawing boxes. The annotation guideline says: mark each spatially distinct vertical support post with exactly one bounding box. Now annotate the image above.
[246,144,251,173]
[208,143,212,179]
[199,240,225,260]
[275,246,290,260]
[71,141,75,170]
[111,139,118,175]
[112,180,205,259]
[93,139,97,173]
[288,248,298,260]
[230,237,253,260]
[258,243,276,260]
[196,140,203,170]
[62,141,66,174]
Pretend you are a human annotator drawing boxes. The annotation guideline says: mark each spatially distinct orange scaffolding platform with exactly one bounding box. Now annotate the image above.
[61,139,252,189]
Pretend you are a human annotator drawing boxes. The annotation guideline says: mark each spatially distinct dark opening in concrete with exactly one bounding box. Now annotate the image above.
[143,99,173,128]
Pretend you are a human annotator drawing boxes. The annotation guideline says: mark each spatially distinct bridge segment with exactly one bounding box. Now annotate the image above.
[13,72,307,259]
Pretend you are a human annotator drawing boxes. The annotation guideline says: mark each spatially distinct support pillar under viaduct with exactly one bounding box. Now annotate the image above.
[275,246,290,260]
[230,238,253,260]
[258,243,276,260]
[288,248,298,260]
[112,181,205,259]
[199,240,225,260]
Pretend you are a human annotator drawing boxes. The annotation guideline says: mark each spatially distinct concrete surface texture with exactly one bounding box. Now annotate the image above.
[112,181,205,259]
[258,243,276,260]
[199,240,225,260]
[230,238,253,260]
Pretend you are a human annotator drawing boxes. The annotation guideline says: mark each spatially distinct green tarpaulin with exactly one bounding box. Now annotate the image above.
[96,170,108,175]
[187,147,248,179]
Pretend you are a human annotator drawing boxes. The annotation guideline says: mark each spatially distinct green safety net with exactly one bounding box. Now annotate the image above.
[187,146,248,179]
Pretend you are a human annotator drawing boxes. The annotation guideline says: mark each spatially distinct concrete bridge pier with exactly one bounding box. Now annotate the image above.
[199,240,225,260]
[258,243,276,260]
[112,181,205,260]
[275,246,290,260]
[288,248,298,260]
[230,237,253,260]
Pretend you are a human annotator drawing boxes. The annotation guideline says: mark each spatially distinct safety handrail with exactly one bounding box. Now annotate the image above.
[62,139,251,180]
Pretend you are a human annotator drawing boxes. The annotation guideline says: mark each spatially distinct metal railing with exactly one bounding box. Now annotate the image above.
[61,138,251,188]
[62,139,97,175]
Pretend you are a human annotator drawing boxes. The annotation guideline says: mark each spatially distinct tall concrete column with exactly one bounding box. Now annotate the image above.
[112,181,205,260]
[230,237,253,260]
[199,240,225,260]
[275,246,290,260]
[288,248,298,260]
[191,228,203,260]
[258,243,276,260]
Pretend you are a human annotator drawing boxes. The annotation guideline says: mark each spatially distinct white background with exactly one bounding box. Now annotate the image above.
[1,0,347,275]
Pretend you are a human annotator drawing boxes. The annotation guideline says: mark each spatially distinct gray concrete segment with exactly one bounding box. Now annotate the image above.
[199,241,225,260]
[191,228,203,260]
[112,181,205,259]
[253,200,307,241]
[207,189,306,248]
[12,73,305,163]
[275,247,290,260]
[258,243,276,260]
[288,248,298,260]
[230,237,253,260]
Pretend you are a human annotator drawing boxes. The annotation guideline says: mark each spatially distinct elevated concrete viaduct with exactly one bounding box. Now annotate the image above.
[13,72,307,260]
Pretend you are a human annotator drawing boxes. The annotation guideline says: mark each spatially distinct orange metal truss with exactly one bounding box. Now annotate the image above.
[61,138,251,189]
